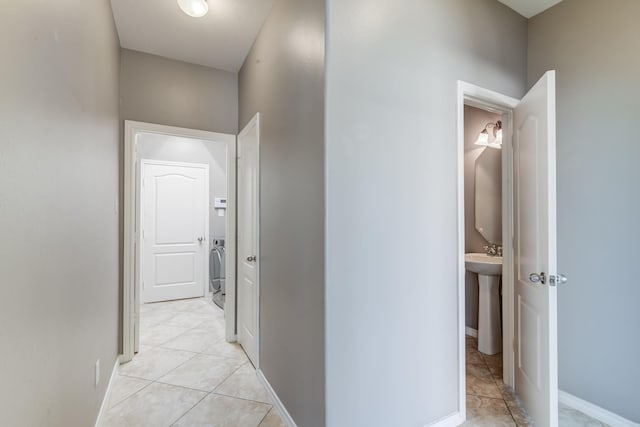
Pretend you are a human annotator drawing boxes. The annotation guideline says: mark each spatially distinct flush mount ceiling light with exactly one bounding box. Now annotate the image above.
[474,120,503,149]
[178,0,208,17]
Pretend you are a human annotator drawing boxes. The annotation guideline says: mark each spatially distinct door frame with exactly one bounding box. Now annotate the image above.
[456,81,520,420]
[236,113,261,368]
[139,159,210,303]
[122,120,237,363]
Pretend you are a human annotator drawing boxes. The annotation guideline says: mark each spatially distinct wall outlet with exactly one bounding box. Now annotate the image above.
[95,359,101,388]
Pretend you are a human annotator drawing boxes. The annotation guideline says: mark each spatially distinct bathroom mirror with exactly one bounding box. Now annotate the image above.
[475,148,502,244]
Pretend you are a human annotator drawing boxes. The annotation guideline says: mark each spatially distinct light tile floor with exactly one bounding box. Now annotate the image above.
[104,297,285,427]
[464,335,608,427]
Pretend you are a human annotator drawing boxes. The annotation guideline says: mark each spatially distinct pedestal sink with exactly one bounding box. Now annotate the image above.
[465,253,503,355]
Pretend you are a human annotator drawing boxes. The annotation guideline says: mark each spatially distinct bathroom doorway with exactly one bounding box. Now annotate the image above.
[122,121,237,363]
[456,73,560,426]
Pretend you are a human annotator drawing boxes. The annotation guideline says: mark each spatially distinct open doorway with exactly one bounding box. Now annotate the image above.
[456,74,560,426]
[462,102,528,424]
[122,121,237,363]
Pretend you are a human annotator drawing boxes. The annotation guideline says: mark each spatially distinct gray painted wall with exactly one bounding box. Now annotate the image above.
[325,1,527,424]
[120,49,238,134]
[528,0,640,421]
[138,133,228,245]
[238,0,325,425]
[464,106,502,330]
[0,1,120,426]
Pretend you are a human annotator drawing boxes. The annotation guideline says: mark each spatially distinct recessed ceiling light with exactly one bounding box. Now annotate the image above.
[177,0,209,18]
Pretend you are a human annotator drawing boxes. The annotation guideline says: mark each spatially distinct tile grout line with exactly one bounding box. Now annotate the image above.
[168,388,211,427]
[117,298,255,426]
[105,376,155,412]
[467,335,519,425]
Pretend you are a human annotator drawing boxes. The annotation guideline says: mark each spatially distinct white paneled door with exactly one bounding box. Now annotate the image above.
[237,115,259,366]
[513,70,559,426]
[141,160,209,303]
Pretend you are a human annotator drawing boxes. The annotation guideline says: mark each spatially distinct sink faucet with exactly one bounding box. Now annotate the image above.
[483,244,502,257]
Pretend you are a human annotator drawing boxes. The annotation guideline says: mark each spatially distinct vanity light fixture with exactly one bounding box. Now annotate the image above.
[474,120,503,149]
[178,0,208,17]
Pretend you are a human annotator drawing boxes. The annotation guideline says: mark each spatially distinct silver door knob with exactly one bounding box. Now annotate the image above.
[529,272,546,284]
[246,255,256,262]
[549,274,568,286]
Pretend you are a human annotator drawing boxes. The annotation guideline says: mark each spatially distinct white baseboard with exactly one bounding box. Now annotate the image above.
[465,327,478,338]
[256,369,297,427]
[426,411,465,427]
[95,359,119,427]
[559,390,639,427]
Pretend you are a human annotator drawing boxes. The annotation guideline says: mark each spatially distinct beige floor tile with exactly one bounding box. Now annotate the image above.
[464,395,516,426]
[107,375,151,408]
[103,382,206,427]
[203,337,250,362]
[119,347,197,380]
[140,310,177,329]
[488,364,503,380]
[481,352,504,368]
[137,344,155,354]
[139,323,190,347]
[140,301,170,314]
[467,347,486,366]
[164,311,220,329]
[259,408,286,427]
[559,403,608,427]
[215,363,271,404]
[174,393,271,427]
[495,383,532,426]
[160,327,225,353]
[192,316,226,334]
[466,363,502,399]
[159,297,213,314]
[158,353,244,392]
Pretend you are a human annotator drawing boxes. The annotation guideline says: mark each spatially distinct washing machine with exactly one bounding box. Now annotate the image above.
[210,238,225,308]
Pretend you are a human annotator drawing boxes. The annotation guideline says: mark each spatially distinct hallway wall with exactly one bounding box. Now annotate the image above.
[120,49,238,134]
[0,1,121,426]
[325,0,527,425]
[238,0,325,425]
[528,0,640,422]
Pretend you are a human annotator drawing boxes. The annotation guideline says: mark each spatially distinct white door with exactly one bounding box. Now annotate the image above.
[513,71,562,426]
[141,160,209,303]
[237,115,259,366]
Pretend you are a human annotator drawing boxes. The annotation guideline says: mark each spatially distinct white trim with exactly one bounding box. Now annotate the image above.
[559,391,639,427]
[256,369,297,427]
[94,359,119,427]
[465,327,478,338]
[426,411,465,427]
[457,81,520,419]
[138,159,210,303]
[122,120,237,362]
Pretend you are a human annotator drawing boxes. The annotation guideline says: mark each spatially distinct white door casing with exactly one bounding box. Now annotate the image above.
[237,114,260,366]
[513,71,558,426]
[141,160,209,303]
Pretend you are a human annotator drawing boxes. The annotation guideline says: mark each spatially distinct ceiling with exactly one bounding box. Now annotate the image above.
[111,0,561,73]
[110,0,273,73]
[497,0,563,18]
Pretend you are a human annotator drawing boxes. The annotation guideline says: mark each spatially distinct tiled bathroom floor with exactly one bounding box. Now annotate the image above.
[103,297,285,427]
[464,335,608,427]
